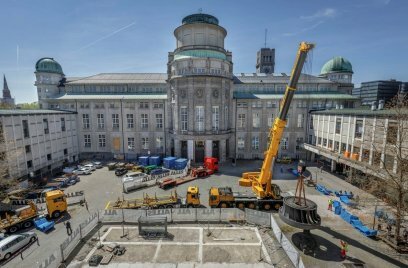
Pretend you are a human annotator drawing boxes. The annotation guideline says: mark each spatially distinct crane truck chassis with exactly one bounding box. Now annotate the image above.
[209,187,283,210]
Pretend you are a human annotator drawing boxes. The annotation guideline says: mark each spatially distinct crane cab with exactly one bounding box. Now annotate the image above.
[45,190,67,218]
[186,186,201,207]
[209,187,234,208]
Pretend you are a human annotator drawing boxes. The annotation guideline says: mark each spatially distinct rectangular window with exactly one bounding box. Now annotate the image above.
[156,114,163,129]
[355,119,363,139]
[281,138,288,150]
[318,137,322,145]
[82,114,90,129]
[127,137,135,150]
[196,106,204,132]
[237,114,246,128]
[22,120,29,138]
[297,114,304,128]
[387,122,398,144]
[43,119,49,134]
[328,139,333,149]
[310,117,314,129]
[61,118,65,131]
[127,114,134,128]
[47,154,52,161]
[252,112,260,128]
[267,114,274,127]
[237,102,248,108]
[335,118,342,134]
[98,134,106,147]
[212,106,219,131]
[323,138,327,147]
[296,137,304,150]
[251,136,259,150]
[64,148,68,155]
[112,114,119,129]
[97,114,104,129]
[180,107,188,132]
[156,137,163,150]
[141,114,148,129]
[139,102,149,109]
[141,137,149,149]
[334,141,340,151]
[27,160,33,168]
[84,134,91,148]
[25,145,31,153]
[237,137,245,150]
[153,102,164,109]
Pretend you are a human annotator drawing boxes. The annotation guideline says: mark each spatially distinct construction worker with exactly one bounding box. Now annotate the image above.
[340,240,348,259]
[65,220,72,236]
[328,199,333,211]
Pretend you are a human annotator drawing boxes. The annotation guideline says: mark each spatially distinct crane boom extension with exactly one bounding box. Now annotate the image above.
[239,42,315,199]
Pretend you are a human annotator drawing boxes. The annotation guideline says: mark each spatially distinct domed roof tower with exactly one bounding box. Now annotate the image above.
[319,56,353,85]
[35,57,64,75]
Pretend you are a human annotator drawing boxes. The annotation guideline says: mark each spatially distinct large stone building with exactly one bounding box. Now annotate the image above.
[34,13,359,163]
[2,75,15,107]
[0,110,78,180]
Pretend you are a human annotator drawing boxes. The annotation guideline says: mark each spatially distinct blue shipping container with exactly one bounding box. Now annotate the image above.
[149,156,162,166]
[174,158,188,170]
[138,156,149,166]
[163,157,177,169]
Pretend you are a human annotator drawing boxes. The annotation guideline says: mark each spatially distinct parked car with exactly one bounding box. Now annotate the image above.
[93,162,103,169]
[73,168,92,175]
[0,232,37,260]
[115,168,128,176]
[122,172,147,182]
[276,157,293,164]
[83,164,96,171]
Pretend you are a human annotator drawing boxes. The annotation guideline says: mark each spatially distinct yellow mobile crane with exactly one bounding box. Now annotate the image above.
[209,42,314,210]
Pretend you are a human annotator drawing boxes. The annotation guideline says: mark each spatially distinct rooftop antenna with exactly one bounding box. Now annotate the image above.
[264,29,267,48]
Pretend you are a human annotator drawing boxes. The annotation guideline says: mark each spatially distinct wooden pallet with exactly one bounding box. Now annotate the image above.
[100,253,113,265]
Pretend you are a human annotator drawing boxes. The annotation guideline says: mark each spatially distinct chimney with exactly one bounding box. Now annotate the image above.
[371,101,377,111]
[378,100,385,110]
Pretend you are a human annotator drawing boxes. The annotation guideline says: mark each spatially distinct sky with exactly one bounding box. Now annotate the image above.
[0,0,407,103]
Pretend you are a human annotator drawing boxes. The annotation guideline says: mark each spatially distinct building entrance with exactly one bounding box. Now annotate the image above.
[181,141,187,158]
[195,141,205,163]
[212,141,219,159]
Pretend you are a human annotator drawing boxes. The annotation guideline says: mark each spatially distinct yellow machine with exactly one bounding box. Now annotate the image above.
[106,186,201,209]
[210,42,315,210]
[45,190,68,218]
[0,189,67,233]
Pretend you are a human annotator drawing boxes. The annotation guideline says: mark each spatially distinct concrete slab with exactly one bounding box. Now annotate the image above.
[202,245,262,263]
[156,245,199,263]
[203,228,259,244]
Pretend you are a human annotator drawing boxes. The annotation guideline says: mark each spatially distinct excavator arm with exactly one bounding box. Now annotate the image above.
[239,42,314,199]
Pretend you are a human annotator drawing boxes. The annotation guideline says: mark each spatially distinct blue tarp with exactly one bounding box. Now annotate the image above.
[335,191,354,198]
[138,156,149,166]
[315,184,332,195]
[149,156,162,166]
[174,158,188,170]
[340,209,359,224]
[340,196,356,206]
[163,157,177,169]
[34,217,54,232]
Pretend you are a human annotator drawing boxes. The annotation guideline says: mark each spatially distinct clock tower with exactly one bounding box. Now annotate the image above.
[256,48,275,74]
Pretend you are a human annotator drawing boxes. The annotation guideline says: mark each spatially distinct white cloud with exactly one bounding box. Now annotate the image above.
[300,8,337,20]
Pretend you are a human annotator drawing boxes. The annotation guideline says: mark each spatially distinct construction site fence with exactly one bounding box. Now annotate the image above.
[36,208,304,268]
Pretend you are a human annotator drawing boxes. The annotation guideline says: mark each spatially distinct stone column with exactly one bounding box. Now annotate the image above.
[174,138,181,157]
[205,140,212,157]
[187,140,194,161]
[331,159,337,172]
[219,139,226,162]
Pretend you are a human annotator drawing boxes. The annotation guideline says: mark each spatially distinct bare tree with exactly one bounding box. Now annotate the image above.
[370,93,408,240]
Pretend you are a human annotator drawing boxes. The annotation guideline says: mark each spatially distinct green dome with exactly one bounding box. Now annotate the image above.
[182,13,219,25]
[320,57,353,74]
[35,57,64,75]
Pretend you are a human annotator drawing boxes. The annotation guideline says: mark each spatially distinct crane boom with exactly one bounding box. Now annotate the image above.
[239,42,315,199]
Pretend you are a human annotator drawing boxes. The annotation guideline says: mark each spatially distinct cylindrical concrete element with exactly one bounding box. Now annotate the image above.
[279,196,321,230]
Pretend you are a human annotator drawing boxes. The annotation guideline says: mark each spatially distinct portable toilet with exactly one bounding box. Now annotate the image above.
[163,157,177,169]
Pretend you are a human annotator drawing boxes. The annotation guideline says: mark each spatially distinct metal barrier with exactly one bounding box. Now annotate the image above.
[245,208,271,226]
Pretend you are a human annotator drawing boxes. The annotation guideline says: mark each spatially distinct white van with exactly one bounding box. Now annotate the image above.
[0,232,37,260]
[122,172,147,182]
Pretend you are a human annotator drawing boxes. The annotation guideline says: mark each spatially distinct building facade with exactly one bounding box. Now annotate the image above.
[304,106,406,179]
[0,110,78,180]
[34,13,359,163]
[353,79,405,106]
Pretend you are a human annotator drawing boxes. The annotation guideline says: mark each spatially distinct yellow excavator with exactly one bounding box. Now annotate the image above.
[209,42,314,210]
